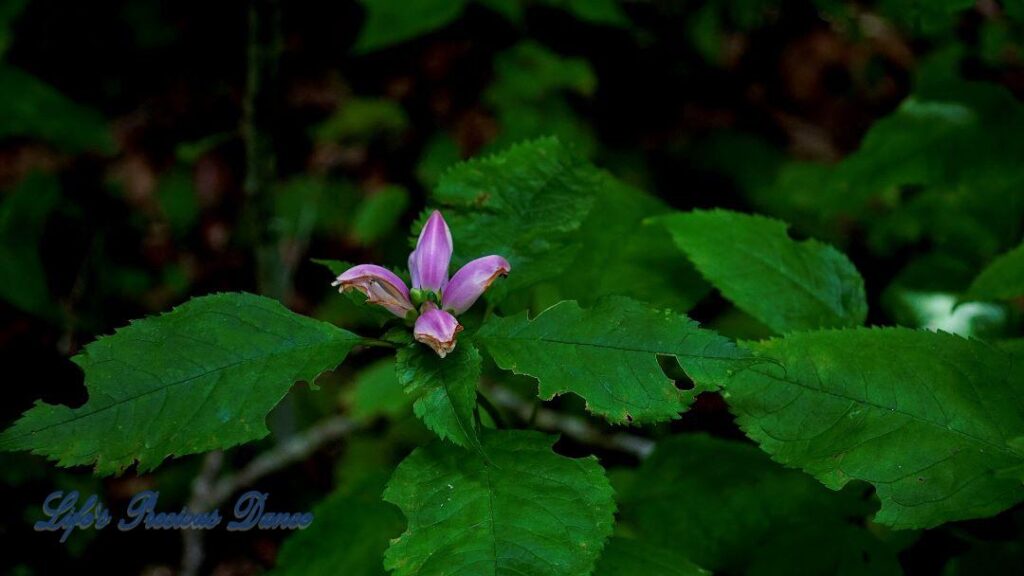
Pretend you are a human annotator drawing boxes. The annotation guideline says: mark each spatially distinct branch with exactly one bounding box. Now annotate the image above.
[179,414,358,576]
[484,384,655,459]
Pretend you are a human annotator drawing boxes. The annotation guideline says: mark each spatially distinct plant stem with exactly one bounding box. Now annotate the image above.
[476,390,507,428]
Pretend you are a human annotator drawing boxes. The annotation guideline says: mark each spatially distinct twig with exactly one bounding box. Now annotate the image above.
[485,384,655,459]
[180,451,224,576]
[178,415,358,576]
[206,415,358,506]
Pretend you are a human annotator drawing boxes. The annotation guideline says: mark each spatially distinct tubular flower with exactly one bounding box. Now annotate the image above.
[332,210,510,357]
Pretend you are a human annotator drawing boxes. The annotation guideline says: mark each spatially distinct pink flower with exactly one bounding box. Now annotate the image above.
[332,210,510,357]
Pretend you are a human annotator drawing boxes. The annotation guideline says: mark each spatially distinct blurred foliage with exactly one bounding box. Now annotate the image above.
[0,65,114,153]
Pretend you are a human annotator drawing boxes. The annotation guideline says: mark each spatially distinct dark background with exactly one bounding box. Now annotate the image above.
[1,0,1023,574]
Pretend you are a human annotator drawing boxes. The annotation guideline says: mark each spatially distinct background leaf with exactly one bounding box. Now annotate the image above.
[383,430,615,576]
[0,293,360,474]
[354,0,467,53]
[592,537,708,576]
[964,240,1024,303]
[271,473,404,576]
[723,327,1024,528]
[615,434,902,575]
[654,209,867,333]
[0,64,114,153]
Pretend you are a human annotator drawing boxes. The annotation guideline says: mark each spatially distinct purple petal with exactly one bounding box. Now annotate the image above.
[442,255,511,315]
[332,264,413,318]
[414,302,462,358]
[409,210,453,292]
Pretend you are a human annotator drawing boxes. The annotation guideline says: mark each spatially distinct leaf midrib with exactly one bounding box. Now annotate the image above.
[1,338,343,442]
[743,367,1018,458]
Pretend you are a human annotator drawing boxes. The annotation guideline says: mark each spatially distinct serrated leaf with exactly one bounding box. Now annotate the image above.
[477,297,752,424]
[430,137,596,294]
[383,430,615,576]
[0,65,115,153]
[0,293,360,475]
[593,537,708,576]
[724,328,1024,529]
[395,340,480,449]
[271,473,403,576]
[616,434,901,575]
[654,209,867,333]
[964,240,1024,303]
[354,0,467,53]
[560,176,708,311]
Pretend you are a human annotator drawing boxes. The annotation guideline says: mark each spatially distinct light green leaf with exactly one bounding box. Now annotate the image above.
[724,328,1024,529]
[271,473,403,576]
[654,209,867,333]
[430,137,596,294]
[964,240,1024,303]
[314,97,408,143]
[395,340,480,448]
[477,297,751,425]
[354,0,467,53]
[383,430,615,576]
[0,65,115,153]
[351,186,410,245]
[615,434,902,575]
[593,537,708,576]
[344,357,411,422]
[0,293,360,475]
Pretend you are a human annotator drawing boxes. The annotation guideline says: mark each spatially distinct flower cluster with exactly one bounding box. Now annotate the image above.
[333,211,510,357]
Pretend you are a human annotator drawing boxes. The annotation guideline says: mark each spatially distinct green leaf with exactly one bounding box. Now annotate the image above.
[344,357,411,422]
[430,137,596,294]
[351,186,410,245]
[654,209,867,333]
[271,473,404,576]
[559,176,708,311]
[313,97,408,143]
[383,430,615,576]
[616,434,901,575]
[724,328,1024,529]
[0,0,28,58]
[477,297,751,425]
[354,0,467,53]
[0,293,360,475]
[593,537,708,576]
[0,64,115,153]
[0,172,60,318]
[964,240,1024,303]
[395,340,480,449]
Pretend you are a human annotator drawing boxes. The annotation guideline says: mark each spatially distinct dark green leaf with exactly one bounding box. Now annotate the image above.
[654,209,867,333]
[725,328,1024,528]
[477,297,751,424]
[964,240,1024,303]
[593,537,708,576]
[272,473,404,576]
[395,340,480,449]
[430,137,596,294]
[383,430,615,576]
[0,293,360,474]
[616,434,902,575]
[354,0,467,53]
[0,65,115,153]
